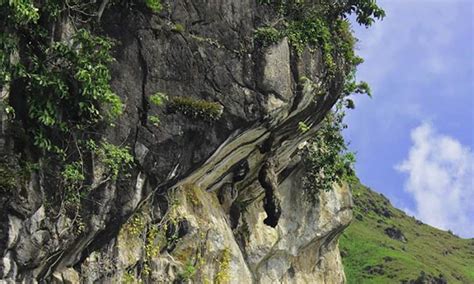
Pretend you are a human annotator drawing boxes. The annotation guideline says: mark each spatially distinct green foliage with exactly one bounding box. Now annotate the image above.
[61,160,89,207]
[97,141,134,180]
[167,96,223,122]
[145,225,160,258]
[171,23,185,33]
[26,29,121,133]
[121,202,187,280]
[0,0,39,25]
[287,15,332,55]
[341,71,372,109]
[2,26,123,157]
[1,0,125,152]
[254,26,282,47]
[178,260,197,281]
[215,247,231,284]
[0,156,33,193]
[149,92,167,106]
[335,0,386,27]
[62,161,85,187]
[302,108,356,199]
[298,121,310,133]
[0,35,17,91]
[256,0,384,77]
[0,99,15,120]
[122,271,138,284]
[0,163,16,192]
[145,0,162,13]
[147,93,165,127]
[0,0,135,211]
[148,115,160,126]
[258,0,385,27]
[344,77,371,97]
[332,19,364,67]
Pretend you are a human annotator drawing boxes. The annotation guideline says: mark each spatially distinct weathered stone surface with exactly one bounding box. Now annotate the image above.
[260,38,293,114]
[243,168,352,284]
[0,1,353,283]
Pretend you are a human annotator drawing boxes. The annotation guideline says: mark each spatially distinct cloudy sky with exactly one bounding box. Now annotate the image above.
[344,0,474,238]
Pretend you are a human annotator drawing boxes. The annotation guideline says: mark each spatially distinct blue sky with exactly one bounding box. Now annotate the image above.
[344,0,474,238]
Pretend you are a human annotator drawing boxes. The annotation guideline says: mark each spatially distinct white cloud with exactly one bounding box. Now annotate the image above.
[396,122,474,238]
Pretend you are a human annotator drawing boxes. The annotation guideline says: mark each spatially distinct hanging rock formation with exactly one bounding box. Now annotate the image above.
[0,1,356,283]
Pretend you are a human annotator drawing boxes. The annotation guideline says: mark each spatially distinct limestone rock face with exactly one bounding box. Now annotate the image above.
[0,1,353,283]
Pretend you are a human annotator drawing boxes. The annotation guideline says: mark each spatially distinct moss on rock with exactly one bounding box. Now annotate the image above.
[167,97,223,122]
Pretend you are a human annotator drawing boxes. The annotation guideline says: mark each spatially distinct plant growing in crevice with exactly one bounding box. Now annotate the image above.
[178,260,198,282]
[62,161,85,183]
[145,0,162,13]
[61,161,86,203]
[167,96,223,122]
[0,160,16,192]
[119,192,192,280]
[215,247,231,284]
[147,92,166,126]
[148,115,160,126]
[171,23,185,33]
[97,141,134,180]
[298,121,310,134]
[122,271,138,284]
[149,92,167,106]
[254,26,281,47]
[122,210,147,239]
[120,206,165,278]
[144,225,161,259]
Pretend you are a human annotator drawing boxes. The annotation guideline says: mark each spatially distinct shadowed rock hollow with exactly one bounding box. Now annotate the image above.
[0,1,357,283]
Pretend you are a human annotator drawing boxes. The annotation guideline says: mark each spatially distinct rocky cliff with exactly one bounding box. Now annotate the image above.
[0,0,382,282]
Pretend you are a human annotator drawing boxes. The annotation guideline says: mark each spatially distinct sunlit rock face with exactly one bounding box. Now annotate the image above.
[0,1,352,283]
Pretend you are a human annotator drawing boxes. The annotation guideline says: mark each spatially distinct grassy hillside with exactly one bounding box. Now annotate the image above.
[340,181,474,284]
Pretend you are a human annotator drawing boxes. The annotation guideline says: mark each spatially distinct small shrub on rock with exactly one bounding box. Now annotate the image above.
[167,96,223,122]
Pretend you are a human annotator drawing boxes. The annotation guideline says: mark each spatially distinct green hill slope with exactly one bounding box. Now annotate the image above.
[340,182,474,283]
